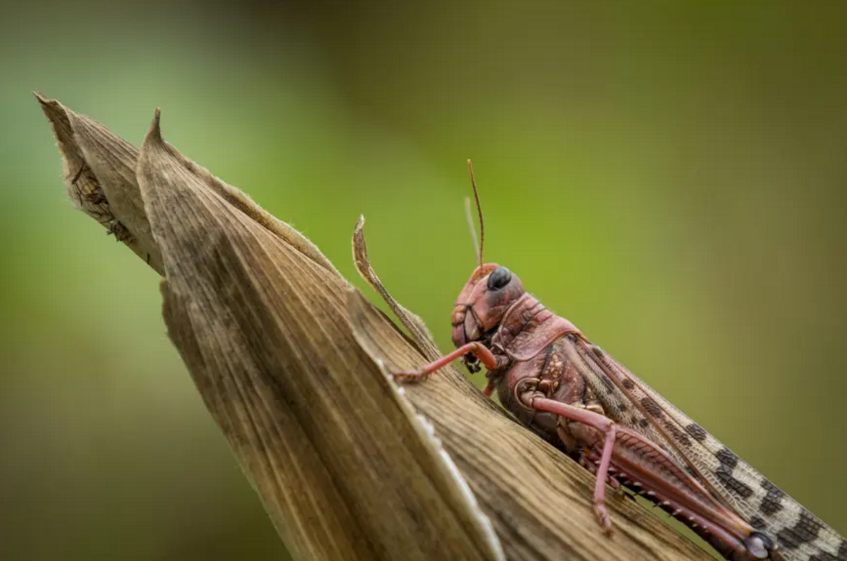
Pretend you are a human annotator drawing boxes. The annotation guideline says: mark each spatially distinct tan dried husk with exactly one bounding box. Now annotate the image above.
[38,94,712,561]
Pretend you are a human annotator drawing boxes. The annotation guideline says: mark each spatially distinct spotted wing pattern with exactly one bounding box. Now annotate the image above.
[558,332,845,561]
[556,335,690,468]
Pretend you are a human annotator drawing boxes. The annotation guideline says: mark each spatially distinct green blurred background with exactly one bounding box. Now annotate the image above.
[2,1,846,559]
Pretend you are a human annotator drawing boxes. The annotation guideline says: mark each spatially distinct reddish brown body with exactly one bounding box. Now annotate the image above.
[399,262,779,561]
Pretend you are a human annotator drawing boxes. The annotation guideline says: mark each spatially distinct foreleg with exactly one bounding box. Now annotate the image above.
[393,342,507,383]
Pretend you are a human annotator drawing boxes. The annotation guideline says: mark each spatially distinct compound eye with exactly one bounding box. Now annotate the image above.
[487,266,512,291]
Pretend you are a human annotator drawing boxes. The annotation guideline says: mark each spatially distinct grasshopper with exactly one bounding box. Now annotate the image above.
[394,162,845,561]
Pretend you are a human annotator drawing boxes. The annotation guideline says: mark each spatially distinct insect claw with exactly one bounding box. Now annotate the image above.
[593,504,613,535]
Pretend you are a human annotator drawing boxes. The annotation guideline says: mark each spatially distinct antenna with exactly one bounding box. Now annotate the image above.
[464,197,480,264]
[467,159,484,268]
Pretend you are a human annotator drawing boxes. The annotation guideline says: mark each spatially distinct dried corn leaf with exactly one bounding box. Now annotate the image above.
[137,110,502,561]
[38,96,715,561]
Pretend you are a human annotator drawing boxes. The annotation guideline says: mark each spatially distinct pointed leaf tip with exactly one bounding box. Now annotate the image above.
[33,91,54,109]
[143,108,164,149]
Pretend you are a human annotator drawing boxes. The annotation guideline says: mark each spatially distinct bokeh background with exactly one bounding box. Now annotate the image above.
[2,1,846,559]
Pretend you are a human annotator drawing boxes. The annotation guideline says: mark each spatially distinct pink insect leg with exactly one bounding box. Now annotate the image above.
[530,396,617,532]
[393,342,503,382]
